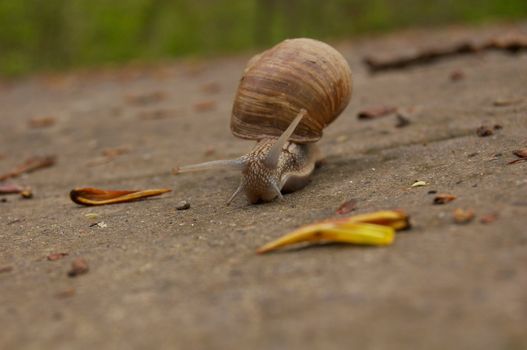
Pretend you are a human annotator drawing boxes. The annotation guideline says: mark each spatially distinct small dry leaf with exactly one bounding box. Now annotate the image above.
[453,208,475,224]
[68,257,89,277]
[101,146,130,159]
[0,265,13,274]
[0,155,56,181]
[411,180,427,188]
[0,183,24,194]
[480,213,498,224]
[476,126,494,137]
[513,149,527,158]
[193,100,217,112]
[137,109,179,120]
[357,106,397,120]
[508,148,527,165]
[70,187,171,206]
[433,193,457,205]
[28,116,56,128]
[125,91,165,105]
[508,159,527,165]
[55,288,76,299]
[336,199,358,215]
[364,34,527,73]
[200,81,221,94]
[204,147,216,156]
[47,252,69,261]
[493,97,523,107]
[257,210,410,254]
[449,70,465,81]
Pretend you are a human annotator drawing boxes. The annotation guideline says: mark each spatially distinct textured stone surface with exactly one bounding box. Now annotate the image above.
[1,23,526,350]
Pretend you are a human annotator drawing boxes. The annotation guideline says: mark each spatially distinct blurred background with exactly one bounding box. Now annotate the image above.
[1,0,526,76]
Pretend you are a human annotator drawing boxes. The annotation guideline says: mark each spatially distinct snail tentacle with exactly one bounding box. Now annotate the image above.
[226,180,246,206]
[176,158,246,174]
[263,109,306,170]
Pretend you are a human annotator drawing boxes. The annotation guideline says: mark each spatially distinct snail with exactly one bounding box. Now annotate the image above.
[175,38,352,204]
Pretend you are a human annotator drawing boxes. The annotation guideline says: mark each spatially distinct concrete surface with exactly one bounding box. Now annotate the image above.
[1,23,527,350]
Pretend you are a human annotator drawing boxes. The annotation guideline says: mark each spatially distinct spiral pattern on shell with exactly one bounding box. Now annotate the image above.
[231,38,352,143]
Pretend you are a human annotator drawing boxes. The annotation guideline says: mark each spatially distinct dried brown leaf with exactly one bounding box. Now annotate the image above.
[0,183,24,194]
[193,100,217,113]
[0,265,13,274]
[507,159,527,165]
[101,146,130,159]
[70,187,171,206]
[336,199,357,215]
[433,193,457,205]
[125,91,165,106]
[200,81,221,94]
[28,116,56,128]
[47,252,69,261]
[508,148,527,164]
[137,108,180,120]
[493,97,523,107]
[364,34,527,73]
[480,213,498,224]
[449,70,465,81]
[0,155,56,181]
[513,148,527,159]
[55,288,76,299]
[357,106,397,120]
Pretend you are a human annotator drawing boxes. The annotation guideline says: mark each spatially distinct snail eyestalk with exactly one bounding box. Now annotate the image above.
[174,158,246,174]
[263,109,306,170]
[226,180,245,206]
[271,182,284,200]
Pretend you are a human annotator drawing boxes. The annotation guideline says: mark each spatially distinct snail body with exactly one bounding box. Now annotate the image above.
[177,38,352,204]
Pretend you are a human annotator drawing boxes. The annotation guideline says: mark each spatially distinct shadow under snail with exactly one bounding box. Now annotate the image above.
[175,38,353,204]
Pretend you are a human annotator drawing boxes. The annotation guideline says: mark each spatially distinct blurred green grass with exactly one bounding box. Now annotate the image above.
[0,0,526,76]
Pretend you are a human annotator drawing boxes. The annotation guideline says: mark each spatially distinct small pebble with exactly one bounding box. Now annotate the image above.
[20,189,33,199]
[176,200,191,210]
[476,126,493,137]
[453,208,475,224]
[395,114,411,128]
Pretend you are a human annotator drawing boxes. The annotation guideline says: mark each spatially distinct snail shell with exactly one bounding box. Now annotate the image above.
[231,38,352,143]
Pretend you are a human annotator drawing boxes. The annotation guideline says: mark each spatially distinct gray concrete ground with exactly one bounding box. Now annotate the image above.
[1,23,526,350]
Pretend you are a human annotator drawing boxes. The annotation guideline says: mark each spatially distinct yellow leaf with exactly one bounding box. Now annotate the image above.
[257,210,409,254]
